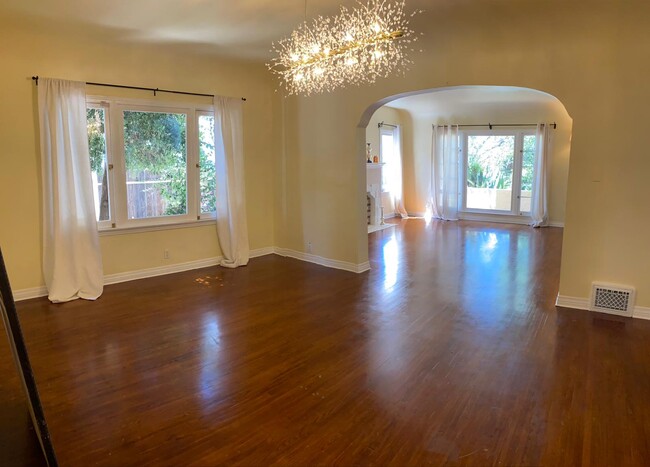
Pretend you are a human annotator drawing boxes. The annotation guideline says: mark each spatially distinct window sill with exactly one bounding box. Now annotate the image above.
[98,218,217,237]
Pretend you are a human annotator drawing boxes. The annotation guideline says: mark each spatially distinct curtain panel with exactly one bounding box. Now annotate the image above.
[213,97,250,268]
[38,78,103,302]
[530,123,550,227]
[428,124,460,221]
[392,125,409,218]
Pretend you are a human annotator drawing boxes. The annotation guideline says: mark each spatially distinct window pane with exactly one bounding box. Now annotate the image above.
[199,115,216,213]
[380,133,394,191]
[123,111,187,219]
[520,135,536,213]
[466,135,515,211]
[87,107,110,221]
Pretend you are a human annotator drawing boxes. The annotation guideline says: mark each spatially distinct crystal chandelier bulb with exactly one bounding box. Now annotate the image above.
[267,0,421,96]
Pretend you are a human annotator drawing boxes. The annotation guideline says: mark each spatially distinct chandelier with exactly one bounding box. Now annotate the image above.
[268,0,421,96]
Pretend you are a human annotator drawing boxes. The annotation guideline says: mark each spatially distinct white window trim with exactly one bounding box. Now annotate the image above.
[86,95,216,234]
[459,128,536,219]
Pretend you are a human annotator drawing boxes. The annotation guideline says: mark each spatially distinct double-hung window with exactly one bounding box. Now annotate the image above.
[86,97,216,231]
[460,130,536,216]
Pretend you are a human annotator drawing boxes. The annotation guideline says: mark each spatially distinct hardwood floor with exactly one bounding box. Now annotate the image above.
[2,219,650,466]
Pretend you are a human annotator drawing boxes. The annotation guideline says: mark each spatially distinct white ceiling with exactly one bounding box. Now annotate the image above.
[0,0,435,60]
[386,86,565,118]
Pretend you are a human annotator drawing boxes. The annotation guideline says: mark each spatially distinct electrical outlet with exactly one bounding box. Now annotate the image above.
[307,242,312,253]
[164,250,170,260]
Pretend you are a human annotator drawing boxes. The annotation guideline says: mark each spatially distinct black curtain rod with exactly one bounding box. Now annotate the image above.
[433,122,557,129]
[378,121,398,128]
[32,76,246,101]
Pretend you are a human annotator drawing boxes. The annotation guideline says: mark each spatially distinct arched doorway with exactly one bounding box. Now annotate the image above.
[358,85,573,266]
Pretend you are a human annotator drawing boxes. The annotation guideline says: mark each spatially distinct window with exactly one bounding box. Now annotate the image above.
[461,130,536,216]
[380,127,395,192]
[123,110,188,219]
[86,97,216,230]
[198,113,216,214]
[86,105,112,227]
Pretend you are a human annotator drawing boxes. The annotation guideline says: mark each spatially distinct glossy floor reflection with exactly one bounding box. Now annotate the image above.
[2,219,650,466]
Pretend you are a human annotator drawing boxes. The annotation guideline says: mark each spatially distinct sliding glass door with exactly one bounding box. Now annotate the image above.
[461,130,535,217]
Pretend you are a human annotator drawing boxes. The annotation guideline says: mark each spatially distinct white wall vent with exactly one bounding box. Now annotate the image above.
[590,282,635,317]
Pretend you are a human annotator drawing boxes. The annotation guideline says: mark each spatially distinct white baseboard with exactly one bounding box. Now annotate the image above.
[12,285,49,302]
[273,247,370,273]
[633,306,650,320]
[555,294,590,310]
[548,221,565,228]
[556,294,650,320]
[12,246,368,301]
[249,247,275,258]
[104,256,223,286]
[105,246,276,286]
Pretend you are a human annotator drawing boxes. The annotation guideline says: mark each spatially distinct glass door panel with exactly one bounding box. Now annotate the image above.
[519,135,535,214]
[466,135,515,211]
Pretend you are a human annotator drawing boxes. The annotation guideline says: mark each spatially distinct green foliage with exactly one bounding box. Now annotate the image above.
[123,111,188,216]
[87,108,106,173]
[86,109,217,218]
[521,135,535,191]
[199,116,217,213]
[467,135,514,190]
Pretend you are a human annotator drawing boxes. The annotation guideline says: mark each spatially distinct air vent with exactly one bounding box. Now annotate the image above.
[590,282,635,317]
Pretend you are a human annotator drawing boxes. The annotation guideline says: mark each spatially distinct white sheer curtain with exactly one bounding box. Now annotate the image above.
[392,125,408,218]
[530,123,550,227]
[214,97,249,268]
[428,124,460,221]
[38,78,103,303]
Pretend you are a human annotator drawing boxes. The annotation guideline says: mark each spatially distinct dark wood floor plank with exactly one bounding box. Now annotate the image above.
[2,219,650,466]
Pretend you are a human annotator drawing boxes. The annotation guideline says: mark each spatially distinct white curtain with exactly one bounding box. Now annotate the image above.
[428,124,460,221]
[38,78,103,303]
[392,125,408,218]
[530,123,550,227]
[214,97,249,268]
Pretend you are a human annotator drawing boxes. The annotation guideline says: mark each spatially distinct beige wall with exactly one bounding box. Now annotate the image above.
[393,89,572,225]
[0,18,275,290]
[276,0,650,306]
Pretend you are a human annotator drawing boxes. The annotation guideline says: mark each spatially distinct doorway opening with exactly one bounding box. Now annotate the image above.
[360,85,573,267]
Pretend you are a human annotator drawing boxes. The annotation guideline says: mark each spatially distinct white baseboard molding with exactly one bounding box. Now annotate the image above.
[459,212,531,225]
[404,211,565,228]
[555,294,590,310]
[12,285,49,302]
[249,247,275,258]
[274,247,370,273]
[634,306,650,320]
[556,294,650,320]
[12,246,369,301]
[13,247,275,301]
[104,256,223,286]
